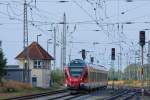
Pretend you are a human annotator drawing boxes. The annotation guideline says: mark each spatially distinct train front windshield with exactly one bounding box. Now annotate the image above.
[68,59,85,78]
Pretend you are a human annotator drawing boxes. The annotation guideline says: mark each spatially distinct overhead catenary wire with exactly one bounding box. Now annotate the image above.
[0,0,150,69]
[71,0,114,40]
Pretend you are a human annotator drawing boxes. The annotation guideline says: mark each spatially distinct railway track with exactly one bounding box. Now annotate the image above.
[104,89,137,100]
[5,89,87,100]
[49,93,86,100]
[5,89,67,100]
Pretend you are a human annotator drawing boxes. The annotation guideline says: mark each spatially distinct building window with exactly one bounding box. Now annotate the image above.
[34,60,43,69]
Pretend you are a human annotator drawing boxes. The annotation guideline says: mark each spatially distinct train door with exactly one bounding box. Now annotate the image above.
[32,77,37,87]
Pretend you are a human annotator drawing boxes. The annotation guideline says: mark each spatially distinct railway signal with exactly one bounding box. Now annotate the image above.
[90,57,94,63]
[111,48,115,90]
[139,31,145,47]
[81,49,86,60]
[139,30,145,100]
[111,48,115,60]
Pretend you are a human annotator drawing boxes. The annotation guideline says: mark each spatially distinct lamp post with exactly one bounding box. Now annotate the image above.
[47,39,52,53]
[37,34,42,43]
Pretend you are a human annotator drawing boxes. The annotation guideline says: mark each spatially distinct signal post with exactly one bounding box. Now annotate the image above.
[139,31,145,100]
[111,48,115,90]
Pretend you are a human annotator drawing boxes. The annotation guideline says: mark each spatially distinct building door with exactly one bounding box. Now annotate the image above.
[32,77,37,87]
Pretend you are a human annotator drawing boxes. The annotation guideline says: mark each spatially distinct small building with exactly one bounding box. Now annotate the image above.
[15,42,54,88]
[4,65,31,82]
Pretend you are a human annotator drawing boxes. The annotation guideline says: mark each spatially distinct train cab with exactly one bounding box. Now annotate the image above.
[64,59,88,89]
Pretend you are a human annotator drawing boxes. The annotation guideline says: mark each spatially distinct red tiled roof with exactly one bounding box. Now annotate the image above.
[16,42,54,60]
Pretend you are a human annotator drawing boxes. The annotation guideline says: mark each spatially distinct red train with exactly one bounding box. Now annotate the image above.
[64,59,108,90]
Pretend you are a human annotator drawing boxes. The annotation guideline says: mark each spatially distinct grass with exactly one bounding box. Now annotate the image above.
[0,80,64,99]
[108,80,150,88]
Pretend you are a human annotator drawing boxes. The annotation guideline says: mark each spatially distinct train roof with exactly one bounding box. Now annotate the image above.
[68,59,86,67]
[68,59,107,71]
[88,63,108,71]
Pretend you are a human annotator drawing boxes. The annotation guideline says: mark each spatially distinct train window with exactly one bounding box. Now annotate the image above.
[99,73,100,81]
[97,72,99,81]
[90,72,93,81]
[100,73,102,81]
[89,72,92,81]
[69,67,84,78]
[68,59,86,78]
[68,59,85,67]
[92,72,94,81]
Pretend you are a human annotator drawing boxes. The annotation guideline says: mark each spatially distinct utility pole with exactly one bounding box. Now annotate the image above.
[23,0,29,83]
[126,53,130,80]
[60,13,67,85]
[53,27,56,70]
[117,24,122,80]
[47,39,52,53]
[61,32,63,72]
[117,54,120,80]
[37,34,42,44]
[147,41,150,64]
[120,24,124,80]
[69,47,71,62]
[119,44,122,80]
[61,13,67,71]
[0,41,2,51]
[63,13,67,67]
[0,40,2,49]
[147,41,150,87]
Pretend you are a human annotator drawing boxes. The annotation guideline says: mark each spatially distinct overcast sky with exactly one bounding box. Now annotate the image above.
[0,0,150,70]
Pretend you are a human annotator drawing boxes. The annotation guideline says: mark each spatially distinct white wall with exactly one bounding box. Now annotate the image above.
[18,59,51,88]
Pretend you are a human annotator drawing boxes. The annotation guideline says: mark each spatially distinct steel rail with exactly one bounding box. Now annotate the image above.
[119,91,137,100]
[104,89,137,100]
[5,89,67,100]
[64,94,85,100]
[104,89,129,100]
[48,93,71,100]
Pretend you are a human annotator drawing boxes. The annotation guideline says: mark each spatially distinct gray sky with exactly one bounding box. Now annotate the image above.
[0,0,150,70]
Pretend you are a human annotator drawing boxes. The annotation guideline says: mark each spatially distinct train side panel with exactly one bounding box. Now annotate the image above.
[87,66,108,90]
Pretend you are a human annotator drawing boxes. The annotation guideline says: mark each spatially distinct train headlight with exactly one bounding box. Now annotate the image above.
[65,84,67,87]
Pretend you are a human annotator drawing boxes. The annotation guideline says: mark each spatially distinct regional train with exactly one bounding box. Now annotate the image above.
[64,59,108,90]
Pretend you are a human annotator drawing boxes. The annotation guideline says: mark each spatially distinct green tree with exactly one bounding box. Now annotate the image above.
[108,67,119,80]
[0,49,7,85]
[143,64,150,80]
[108,67,123,80]
[51,68,64,86]
[123,64,139,80]
[108,67,114,80]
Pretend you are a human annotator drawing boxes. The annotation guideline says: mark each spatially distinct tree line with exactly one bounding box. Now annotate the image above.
[108,64,150,81]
